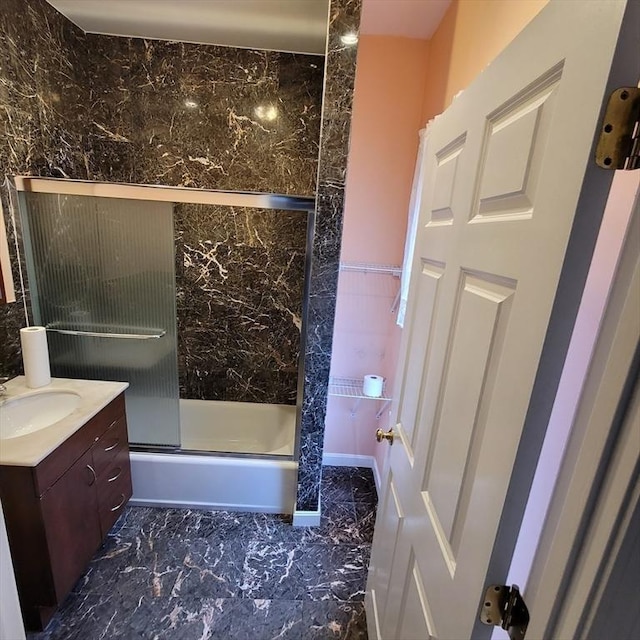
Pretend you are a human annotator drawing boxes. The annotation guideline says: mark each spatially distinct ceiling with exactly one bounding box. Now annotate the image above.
[46,0,331,54]
[360,0,451,40]
[47,0,451,54]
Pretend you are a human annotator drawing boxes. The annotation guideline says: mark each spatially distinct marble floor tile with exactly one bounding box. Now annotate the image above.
[242,505,369,547]
[70,535,134,595]
[160,537,248,599]
[350,468,378,506]
[113,507,256,541]
[236,511,310,545]
[302,544,369,602]
[109,506,159,533]
[354,503,377,545]
[120,534,246,599]
[239,539,369,603]
[303,501,360,545]
[301,601,368,639]
[240,540,308,600]
[321,467,354,504]
[35,594,305,640]
[27,466,375,640]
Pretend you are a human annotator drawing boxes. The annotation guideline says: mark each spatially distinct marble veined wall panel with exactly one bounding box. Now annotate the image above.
[1,0,360,514]
[83,37,323,195]
[296,0,362,512]
[0,0,322,388]
[0,0,90,376]
[174,203,307,404]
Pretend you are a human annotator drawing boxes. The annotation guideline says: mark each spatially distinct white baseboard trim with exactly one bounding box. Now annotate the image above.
[322,452,372,467]
[322,452,381,494]
[372,459,381,495]
[292,506,321,527]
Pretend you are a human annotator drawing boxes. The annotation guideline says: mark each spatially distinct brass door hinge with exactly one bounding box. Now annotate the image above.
[595,87,640,170]
[480,584,530,640]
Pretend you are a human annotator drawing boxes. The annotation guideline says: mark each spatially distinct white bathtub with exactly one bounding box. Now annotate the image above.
[129,399,298,513]
[129,452,297,513]
[179,399,296,456]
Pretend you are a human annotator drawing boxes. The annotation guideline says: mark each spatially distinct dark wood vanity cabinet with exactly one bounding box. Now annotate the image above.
[0,393,132,631]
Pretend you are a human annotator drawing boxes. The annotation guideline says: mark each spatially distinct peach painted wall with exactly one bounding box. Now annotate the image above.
[422,0,549,122]
[339,35,430,264]
[323,35,429,463]
[324,1,551,472]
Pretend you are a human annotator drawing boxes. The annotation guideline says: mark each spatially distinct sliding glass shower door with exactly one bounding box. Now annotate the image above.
[19,191,180,447]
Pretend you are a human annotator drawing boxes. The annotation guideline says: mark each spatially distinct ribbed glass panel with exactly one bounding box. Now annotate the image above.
[19,192,180,447]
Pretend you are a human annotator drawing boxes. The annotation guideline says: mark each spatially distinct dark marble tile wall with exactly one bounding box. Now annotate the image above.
[175,203,307,403]
[84,37,321,406]
[0,0,323,400]
[1,0,361,514]
[82,37,323,195]
[296,0,362,513]
[0,0,90,376]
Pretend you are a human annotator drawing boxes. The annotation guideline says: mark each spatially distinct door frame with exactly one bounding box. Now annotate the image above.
[484,166,640,638]
[515,179,639,637]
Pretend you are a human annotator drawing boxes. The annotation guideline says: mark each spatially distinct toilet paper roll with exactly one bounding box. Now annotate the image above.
[363,374,384,398]
[20,326,51,389]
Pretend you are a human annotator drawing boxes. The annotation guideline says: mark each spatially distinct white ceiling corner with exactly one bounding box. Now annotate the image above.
[359,0,451,40]
[46,0,451,54]
[46,0,331,55]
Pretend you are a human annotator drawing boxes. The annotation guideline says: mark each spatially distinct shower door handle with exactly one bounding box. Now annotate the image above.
[46,327,166,340]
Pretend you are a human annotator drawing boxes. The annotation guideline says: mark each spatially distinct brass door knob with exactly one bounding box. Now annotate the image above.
[376,428,394,445]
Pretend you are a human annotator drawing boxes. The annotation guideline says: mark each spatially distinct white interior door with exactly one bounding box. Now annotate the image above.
[365,1,637,638]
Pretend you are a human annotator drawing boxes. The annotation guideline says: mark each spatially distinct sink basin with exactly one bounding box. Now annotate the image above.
[0,390,82,440]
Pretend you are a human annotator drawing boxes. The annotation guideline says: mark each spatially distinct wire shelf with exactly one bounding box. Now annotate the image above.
[338,263,403,313]
[328,377,392,401]
[339,263,402,277]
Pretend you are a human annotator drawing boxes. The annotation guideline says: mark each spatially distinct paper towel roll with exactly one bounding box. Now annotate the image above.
[363,374,384,398]
[20,326,51,388]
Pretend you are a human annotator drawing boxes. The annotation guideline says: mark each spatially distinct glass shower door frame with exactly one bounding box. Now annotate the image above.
[12,177,315,459]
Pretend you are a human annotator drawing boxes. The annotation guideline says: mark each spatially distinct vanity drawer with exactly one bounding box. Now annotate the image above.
[34,394,126,496]
[93,416,128,478]
[98,446,130,487]
[97,466,132,536]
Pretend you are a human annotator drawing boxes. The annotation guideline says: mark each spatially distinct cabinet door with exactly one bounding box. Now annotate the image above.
[40,448,102,602]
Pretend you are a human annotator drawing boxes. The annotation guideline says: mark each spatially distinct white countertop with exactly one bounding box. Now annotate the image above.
[0,377,129,467]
